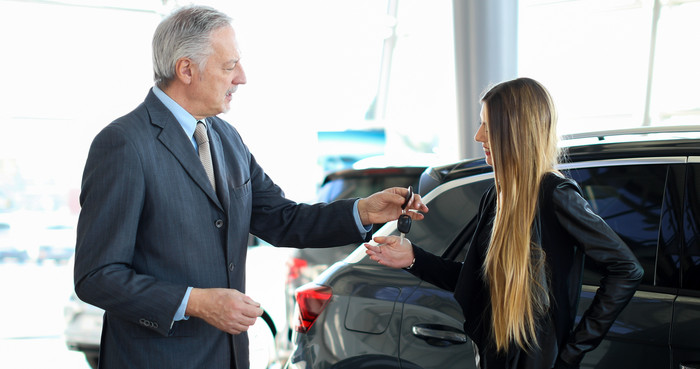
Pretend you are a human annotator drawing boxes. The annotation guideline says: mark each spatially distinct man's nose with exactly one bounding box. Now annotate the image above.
[234,63,247,85]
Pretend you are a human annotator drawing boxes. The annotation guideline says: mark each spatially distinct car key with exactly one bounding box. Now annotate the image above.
[398,186,413,244]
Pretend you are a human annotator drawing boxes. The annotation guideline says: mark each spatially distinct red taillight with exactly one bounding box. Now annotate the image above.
[293,284,332,333]
[286,257,308,284]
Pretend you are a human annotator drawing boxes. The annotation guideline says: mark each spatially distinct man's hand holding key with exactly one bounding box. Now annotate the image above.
[365,186,424,269]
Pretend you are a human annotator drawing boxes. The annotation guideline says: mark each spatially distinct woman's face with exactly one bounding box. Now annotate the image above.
[474,103,493,166]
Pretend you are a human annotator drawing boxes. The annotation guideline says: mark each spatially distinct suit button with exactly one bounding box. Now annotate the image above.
[215,219,224,228]
[228,262,235,271]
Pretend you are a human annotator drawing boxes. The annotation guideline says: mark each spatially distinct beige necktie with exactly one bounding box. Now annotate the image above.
[194,121,216,191]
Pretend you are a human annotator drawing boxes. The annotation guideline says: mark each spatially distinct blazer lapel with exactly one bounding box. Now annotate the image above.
[144,92,223,211]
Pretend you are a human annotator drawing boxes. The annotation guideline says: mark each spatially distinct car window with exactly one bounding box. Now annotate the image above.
[317,174,421,202]
[683,162,700,291]
[565,164,668,287]
[390,178,492,257]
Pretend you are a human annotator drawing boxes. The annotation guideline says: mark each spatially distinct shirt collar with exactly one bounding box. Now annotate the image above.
[152,85,203,149]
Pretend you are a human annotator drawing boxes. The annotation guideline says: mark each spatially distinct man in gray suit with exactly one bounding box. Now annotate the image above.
[74,5,427,369]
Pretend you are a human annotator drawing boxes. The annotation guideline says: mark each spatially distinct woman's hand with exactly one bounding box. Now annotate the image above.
[365,235,415,269]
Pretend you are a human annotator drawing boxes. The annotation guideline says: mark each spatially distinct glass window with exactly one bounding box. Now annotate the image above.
[565,164,668,287]
[648,1,700,126]
[221,0,459,200]
[518,1,651,132]
[389,178,492,257]
[519,0,700,132]
[316,173,421,203]
[683,163,700,291]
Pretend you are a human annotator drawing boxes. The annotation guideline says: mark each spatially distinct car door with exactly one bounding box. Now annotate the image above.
[564,158,684,368]
[670,158,700,369]
[397,174,492,369]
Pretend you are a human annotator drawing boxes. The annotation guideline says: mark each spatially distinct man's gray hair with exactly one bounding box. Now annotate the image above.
[152,5,232,88]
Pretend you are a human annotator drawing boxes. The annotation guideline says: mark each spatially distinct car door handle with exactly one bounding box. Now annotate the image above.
[411,324,467,346]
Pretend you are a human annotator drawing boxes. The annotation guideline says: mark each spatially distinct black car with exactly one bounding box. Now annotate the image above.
[279,166,426,362]
[285,126,700,369]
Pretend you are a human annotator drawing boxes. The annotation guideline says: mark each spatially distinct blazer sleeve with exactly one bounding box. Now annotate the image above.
[552,182,644,366]
[246,151,369,248]
[74,124,185,337]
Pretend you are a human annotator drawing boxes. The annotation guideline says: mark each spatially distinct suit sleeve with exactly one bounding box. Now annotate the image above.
[246,152,369,248]
[553,182,643,366]
[74,124,184,337]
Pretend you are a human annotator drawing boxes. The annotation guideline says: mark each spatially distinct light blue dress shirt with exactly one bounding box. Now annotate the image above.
[151,86,370,325]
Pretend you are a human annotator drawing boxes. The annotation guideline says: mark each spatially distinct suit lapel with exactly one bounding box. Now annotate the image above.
[144,92,223,211]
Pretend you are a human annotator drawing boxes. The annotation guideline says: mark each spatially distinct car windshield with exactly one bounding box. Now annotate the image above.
[349,173,493,263]
[317,173,422,203]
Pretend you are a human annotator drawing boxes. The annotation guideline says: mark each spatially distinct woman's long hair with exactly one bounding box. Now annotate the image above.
[481,77,560,352]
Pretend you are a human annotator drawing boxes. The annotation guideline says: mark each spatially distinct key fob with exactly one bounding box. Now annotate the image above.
[402,186,414,210]
[397,214,412,234]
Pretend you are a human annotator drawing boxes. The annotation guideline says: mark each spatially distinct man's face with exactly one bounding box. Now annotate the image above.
[190,25,246,119]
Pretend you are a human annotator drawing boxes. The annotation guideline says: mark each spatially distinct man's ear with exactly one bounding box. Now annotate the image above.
[175,57,194,84]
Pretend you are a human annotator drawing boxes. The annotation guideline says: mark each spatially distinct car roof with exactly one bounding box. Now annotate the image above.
[419,125,700,196]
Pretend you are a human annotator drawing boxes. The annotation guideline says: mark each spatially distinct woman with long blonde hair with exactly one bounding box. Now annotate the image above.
[366,77,643,368]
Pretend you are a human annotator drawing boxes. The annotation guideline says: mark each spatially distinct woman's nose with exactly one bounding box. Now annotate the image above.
[474,124,486,143]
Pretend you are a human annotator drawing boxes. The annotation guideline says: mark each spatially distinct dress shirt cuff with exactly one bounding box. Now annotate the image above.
[173,286,192,323]
[353,199,372,237]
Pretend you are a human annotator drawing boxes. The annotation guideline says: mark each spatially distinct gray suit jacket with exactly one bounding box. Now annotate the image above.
[74,90,367,368]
